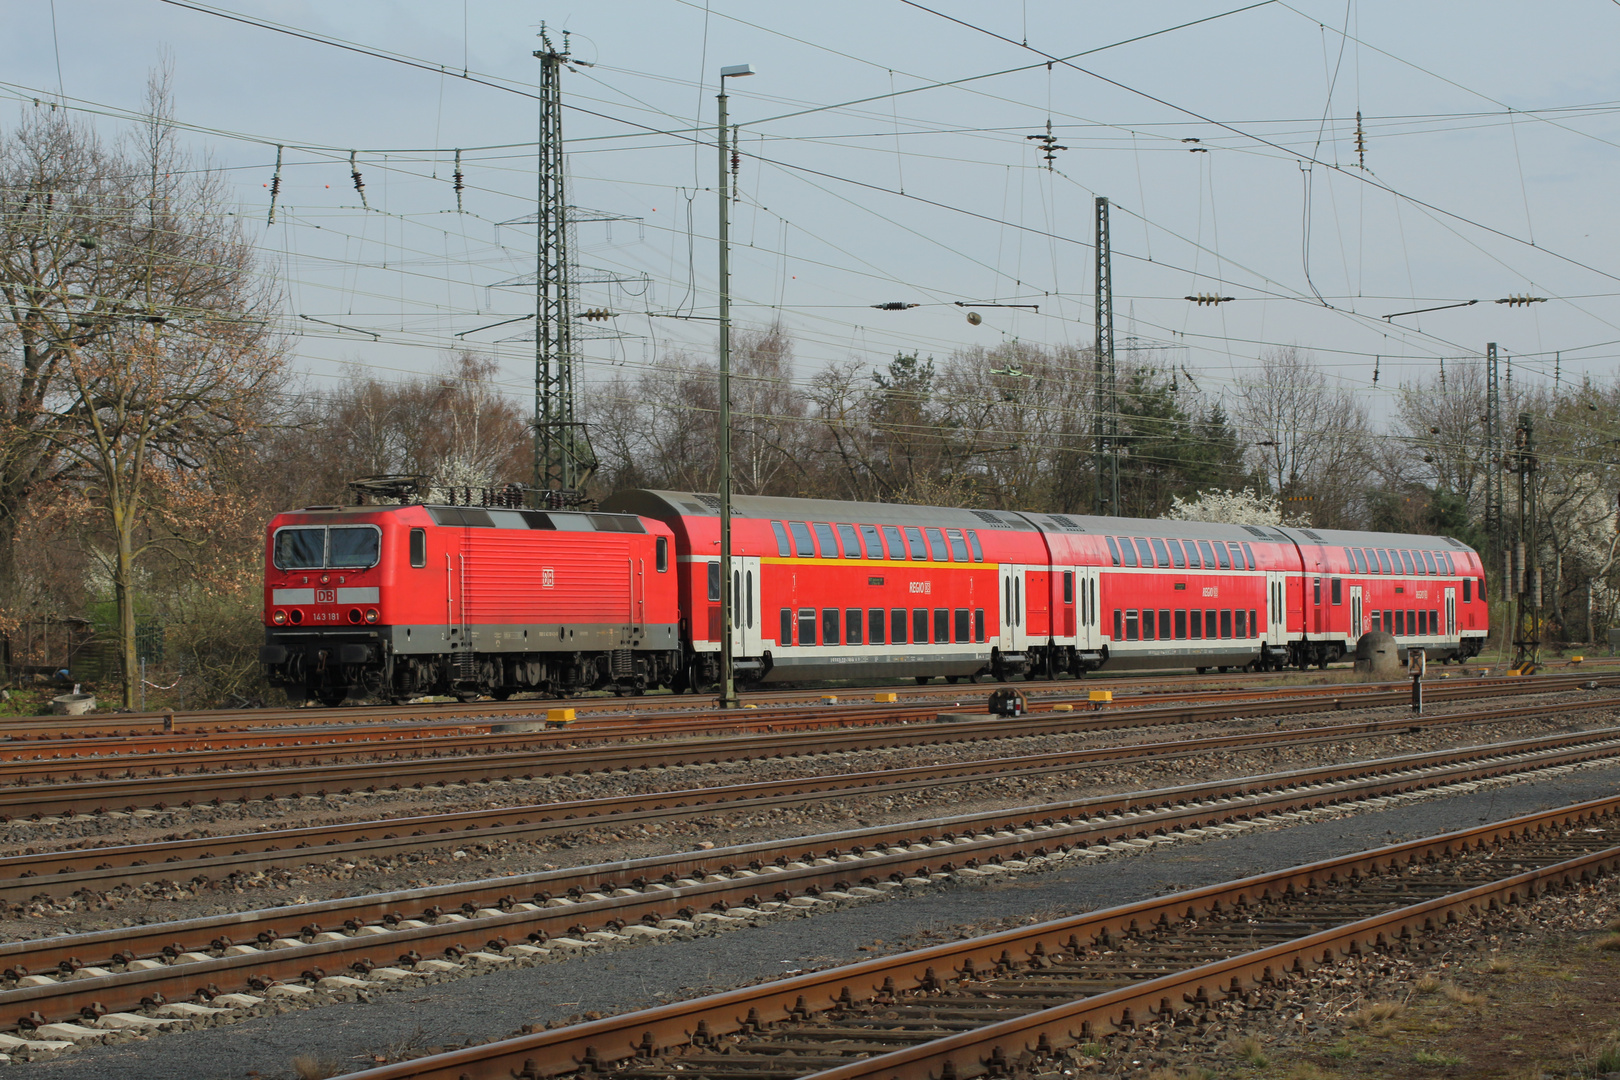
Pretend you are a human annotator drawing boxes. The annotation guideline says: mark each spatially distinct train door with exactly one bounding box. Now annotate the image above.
[1350,585,1364,640]
[446,535,472,680]
[999,564,1028,652]
[1075,567,1100,651]
[1444,588,1456,638]
[1265,572,1288,647]
[730,555,762,657]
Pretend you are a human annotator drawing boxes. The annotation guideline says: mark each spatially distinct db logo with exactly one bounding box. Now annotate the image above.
[541,567,555,588]
[908,581,931,594]
[315,589,336,604]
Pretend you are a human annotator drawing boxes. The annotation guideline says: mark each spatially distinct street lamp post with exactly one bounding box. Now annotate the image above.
[717,62,752,710]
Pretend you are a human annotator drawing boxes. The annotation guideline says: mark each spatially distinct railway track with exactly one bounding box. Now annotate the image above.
[6,689,1619,898]
[6,735,1613,1062]
[334,790,1620,1080]
[0,673,1612,817]
[6,660,1608,742]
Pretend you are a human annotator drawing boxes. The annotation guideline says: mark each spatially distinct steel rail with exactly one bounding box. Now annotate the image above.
[3,675,1613,819]
[1,665,1606,743]
[334,793,1620,1080]
[1,731,1617,1033]
[6,692,1618,895]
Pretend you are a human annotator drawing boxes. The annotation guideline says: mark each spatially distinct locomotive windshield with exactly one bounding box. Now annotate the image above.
[273,525,381,569]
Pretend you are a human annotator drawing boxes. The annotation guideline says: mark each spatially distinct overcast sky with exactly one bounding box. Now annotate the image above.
[4,1,1619,422]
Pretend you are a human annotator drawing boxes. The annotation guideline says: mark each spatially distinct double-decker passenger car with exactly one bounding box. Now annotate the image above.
[263,489,1488,702]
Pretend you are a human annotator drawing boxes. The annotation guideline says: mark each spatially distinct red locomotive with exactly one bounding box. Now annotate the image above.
[261,488,1487,703]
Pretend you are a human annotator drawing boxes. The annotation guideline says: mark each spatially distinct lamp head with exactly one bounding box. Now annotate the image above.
[720,64,755,78]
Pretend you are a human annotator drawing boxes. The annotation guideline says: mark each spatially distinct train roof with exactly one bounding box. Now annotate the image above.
[273,503,650,534]
[600,489,1475,554]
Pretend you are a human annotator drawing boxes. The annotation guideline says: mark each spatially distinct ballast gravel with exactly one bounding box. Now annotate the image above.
[20,760,1620,1080]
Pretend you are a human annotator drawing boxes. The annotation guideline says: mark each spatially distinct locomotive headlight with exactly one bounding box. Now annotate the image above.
[272,609,287,625]
[365,609,379,624]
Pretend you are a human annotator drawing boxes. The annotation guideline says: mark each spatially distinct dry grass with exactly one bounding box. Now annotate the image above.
[1593,933,1620,951]
[1485,955,1516,974]
[1442,983,1482,1005]
[291,1057,344,1080]
[1413,974,1442,994]
[1226,1033,1269,1067]
[1348,1001,1405,1027]
[1414,1048,1466,1066]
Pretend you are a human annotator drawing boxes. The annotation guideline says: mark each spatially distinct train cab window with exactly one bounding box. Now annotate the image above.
[1119,538,1137,567]
[1106,537,1122,566]
[707,561,721,602]
[1229,542,1246,570]
[655,536,669,573]
[905,527,928,560]
[1189,609,1203,638]
[1423,550,1438,574]
[925,528,949,561]
[860,524,885,559]
[1134,538,1156,567]
[891,608,908,644]
[1241,543,1257,570]
[946,528,969,561]
[1168,540,1186,569]
[1141,609,1155,639]
[1399,550,1415,575]
[1125,610,1139,640]
[868,609,886,645]
[1234,610,1246,637]
[1331,578,1342,605]
[974,608,985,642]
[1183,541,1202,569]
[771,521,791,556]
[780,609,793,645]
[1370,610,1382,633]
[790,522,815,556]
[966,530,984,562]
[813,523,839,557]
[1150,538,1171,567]
[1063,571,1074,603]
[798,608,817,645]
[1377,549,1392,573]
[913,608,930,643]
[822,609,840,646]
[1212,542,1231,570]
[845,609,862,644]
[934,608,949,643]
[409,528,426,568]
[837,524,862,558]
[881,525,906,559]
[1463,578,1472,603]
[1220,610,1233,639]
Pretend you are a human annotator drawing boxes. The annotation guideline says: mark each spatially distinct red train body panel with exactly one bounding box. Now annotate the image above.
[261,490,1487,702]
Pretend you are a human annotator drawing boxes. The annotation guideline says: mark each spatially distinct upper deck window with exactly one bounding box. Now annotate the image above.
[1150,538,1170,566]
[1106,537,1121,566]
[771,521,791,556]
[859,524,884,558]
[966,530,984,561]
[1183,540,1202,569]
[273,525,381,570]
[790,521,815,556]
[925,527,948,561]
[946,528,969,562]
[1167,539,1186,569]
[904,527,928,560]
[837,524,862,558]
[881,525,906,560]
[813,523,839,557]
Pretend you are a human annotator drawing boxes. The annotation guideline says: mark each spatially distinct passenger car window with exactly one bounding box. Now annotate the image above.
[859,525,884,558]
[1134,538,1155,567]
[1167,540,1185,569]
[966,530,983,561]
[1150,538,1170,566]
[925,527,948,561]
[1184,541,1202,569]
[881,526,906,559]
[905,527,928,560]
[837,524,862,558]
[1197,540,1216,568]
[790,521,815,556]
[813,523,839,557]
[1106,537,1121,566]
[946,528,969,561]
[1119,538,1137,567]
[771,521,791,556]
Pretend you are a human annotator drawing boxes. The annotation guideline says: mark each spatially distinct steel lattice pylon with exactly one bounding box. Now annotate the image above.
[532,30,596,501]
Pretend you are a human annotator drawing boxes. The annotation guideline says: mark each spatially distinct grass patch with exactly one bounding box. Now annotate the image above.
[1413,974,1442,994]
[1227,1034,1268,1067]
[1484,955,1515,974]
[1348,1001,1404,1030]
[1324,1041,1357,1060]
[1594,933,1620,951]
[1413,1048,1465,1066]
[1441,983,1482,1005]
[1074,1041,1107,1059]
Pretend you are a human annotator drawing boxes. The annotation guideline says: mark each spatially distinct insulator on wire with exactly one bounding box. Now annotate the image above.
[267,145,283,226]
[1184,293,1235,306]
[350,150,369,209]
[453,149,464,212]
[578,308,613,321]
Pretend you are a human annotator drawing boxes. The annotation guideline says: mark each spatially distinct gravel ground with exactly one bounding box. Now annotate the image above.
[19,759,1620,1080]
[5,692,1613,938]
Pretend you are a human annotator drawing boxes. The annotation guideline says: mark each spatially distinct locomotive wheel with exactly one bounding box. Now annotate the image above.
[945,675,959,684]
